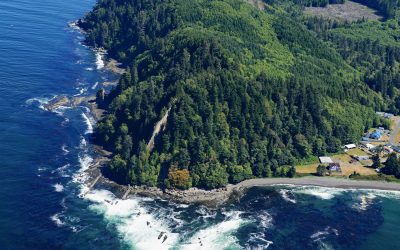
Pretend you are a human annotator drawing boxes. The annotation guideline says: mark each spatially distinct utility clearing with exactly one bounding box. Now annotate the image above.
[304,1,383,22]
[147,107,171,151]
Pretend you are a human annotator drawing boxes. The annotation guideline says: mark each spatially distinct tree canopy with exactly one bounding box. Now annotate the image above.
[78,0,397,189]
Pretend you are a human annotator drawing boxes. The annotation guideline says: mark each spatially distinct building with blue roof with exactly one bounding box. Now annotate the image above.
[370,130,382,139]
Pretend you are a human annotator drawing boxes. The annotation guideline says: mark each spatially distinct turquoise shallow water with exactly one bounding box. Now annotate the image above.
[1,1,400,249]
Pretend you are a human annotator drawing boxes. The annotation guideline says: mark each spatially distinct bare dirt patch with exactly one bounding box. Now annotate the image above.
[246,0,265,10]
[304,1,383,22]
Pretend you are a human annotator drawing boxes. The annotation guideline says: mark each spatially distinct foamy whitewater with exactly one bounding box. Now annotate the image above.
[95,51,105,70]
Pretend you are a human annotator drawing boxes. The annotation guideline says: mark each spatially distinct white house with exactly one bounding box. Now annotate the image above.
[344,144,356,150]
[365,143,375,150]
[319,156,333,164]
[355,155,370,161]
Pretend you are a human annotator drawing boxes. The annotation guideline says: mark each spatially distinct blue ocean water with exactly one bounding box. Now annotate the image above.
[1,1,400,249]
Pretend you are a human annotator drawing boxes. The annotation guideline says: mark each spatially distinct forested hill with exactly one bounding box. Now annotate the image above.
[79,0,386,189]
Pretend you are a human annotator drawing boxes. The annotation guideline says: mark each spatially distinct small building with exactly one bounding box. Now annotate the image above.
[392,146,400,153]
[365,143,375,150]
[370,130,382,139]
[376,112,394,118]
[361,136,370,142]
[344,144,356,150]
[328,163,341,172]
[354,155,370,161]
[384,146,394,154]
[384,113,394,119]
[319,156,333,164]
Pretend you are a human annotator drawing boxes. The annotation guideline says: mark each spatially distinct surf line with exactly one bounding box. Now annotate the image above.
[81,174,101,197]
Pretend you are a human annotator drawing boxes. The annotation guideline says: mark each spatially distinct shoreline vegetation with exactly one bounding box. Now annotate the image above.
[84,153,400,207]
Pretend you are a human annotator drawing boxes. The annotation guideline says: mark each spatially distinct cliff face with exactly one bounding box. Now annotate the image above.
[79,0,382,189]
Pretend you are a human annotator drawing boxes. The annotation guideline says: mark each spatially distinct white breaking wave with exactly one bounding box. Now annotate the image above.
[52,164,71,178]
[310,226,337,250]
[81,112,93,134]
[53,183,64,192]
[25,96,55,110]
[258,211,273,229]
[53,105,72,116]
[37,167,47,172]
[181,211,247,250]
[61,144,69,154]
[85,67,94,71]
[73,87,88,96]
[91,82,98,90]
[51,213,65,227]
[247,233,274,250]
[80,137,87,148]
[72,135,93,191]
[77,154,93,173]
[95,51,105,70]
[85,189,179,250]
[292,186,345,200]
[363,189,400,200]
[68,21,80,31]
[279,189,297,204]
[353,193,376,211]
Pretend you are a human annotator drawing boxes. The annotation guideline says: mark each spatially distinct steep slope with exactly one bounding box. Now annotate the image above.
[79,0,383,189]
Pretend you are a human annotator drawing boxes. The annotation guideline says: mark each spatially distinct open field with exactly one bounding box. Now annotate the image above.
[296,162,376,176]
[296,148,376,177]
[389,116,400,145]
[304,1,382,22]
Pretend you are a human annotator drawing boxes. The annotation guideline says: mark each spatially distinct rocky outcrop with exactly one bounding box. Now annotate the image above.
[43,96,71,111]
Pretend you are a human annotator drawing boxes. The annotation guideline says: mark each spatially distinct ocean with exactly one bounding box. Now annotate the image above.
[1,0,400,249]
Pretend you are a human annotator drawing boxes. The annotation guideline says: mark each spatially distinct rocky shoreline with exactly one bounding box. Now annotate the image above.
[82,152,400,207]
[83,152,244,207]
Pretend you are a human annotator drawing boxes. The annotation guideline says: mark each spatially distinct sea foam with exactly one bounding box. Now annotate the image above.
[53,183,64,192]
[25,96,55,110]
[81,112,93,134]
[50,213,65,227]
[85,189,179,250]
[279,189,297,204]
[95,51,105,70]
[291,186,345,200]
[181,211,247,250]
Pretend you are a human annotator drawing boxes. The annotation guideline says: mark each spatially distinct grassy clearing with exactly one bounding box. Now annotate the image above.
[296,149,377,176]
[296,163,319,174]
[350,174,400,183]
[304,1,383,22]
[346,148,368,156]
[334,164,376,176]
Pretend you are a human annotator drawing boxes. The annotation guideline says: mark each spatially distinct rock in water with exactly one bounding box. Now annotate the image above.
[44,96,70,111]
